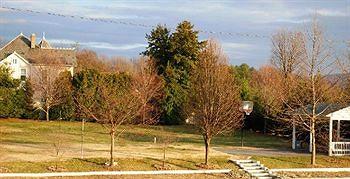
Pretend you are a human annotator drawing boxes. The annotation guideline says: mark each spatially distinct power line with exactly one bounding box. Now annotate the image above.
[0,6,270,39]
[1,6,349,44]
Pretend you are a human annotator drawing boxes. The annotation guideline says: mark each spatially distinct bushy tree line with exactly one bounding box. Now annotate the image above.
[0,66,35,118]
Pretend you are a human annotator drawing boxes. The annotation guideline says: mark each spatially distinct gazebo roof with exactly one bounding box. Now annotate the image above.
[295,103,349,117]
[326,106,350,121]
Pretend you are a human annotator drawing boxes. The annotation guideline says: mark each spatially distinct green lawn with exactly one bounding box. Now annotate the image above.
[0,156,245,173]
[252,155,350,168]
[0,118,289,149]
[1,118,349,174]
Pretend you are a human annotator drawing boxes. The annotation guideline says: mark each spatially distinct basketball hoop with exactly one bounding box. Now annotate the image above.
[240,101,254,116]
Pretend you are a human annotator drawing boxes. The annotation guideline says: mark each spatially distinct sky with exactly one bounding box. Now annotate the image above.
[0,0,349,68]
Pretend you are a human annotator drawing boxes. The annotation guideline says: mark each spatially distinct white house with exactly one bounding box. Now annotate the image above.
[326,106,350,156]
[0,51,31,80]
[0,33,76,81]
[291,104,350,156]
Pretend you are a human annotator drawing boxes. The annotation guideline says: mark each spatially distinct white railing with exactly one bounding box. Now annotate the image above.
[331,142,350,156]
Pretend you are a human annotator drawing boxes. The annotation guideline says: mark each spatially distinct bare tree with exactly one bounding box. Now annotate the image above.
[75,49,109,73]
[252,66,286,118]
[271,29,305,78]
[340,43,350,101]
[186,40,243,166]
[49,118,68,171]
[75,69,160,166]
[153,126,178,170]
[133,57,163,125]
[32,55,72,121]
[271,20,342,165]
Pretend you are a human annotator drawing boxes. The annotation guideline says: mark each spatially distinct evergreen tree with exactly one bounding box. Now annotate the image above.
[143,21,205,124]
[143,24,172,75]
[231,63,254,100]
[0,66,32,118]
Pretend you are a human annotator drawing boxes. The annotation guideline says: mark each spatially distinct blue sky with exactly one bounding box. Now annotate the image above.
[0,0,349,67]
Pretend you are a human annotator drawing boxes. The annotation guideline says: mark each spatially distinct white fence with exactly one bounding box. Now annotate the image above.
[330,142,350,156]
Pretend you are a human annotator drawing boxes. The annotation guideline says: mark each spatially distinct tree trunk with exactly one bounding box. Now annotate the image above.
[204,137,211,166]
[311,119,316,165]
[46,107,50,121]
[163,143,166,168]
[110,130,115,166]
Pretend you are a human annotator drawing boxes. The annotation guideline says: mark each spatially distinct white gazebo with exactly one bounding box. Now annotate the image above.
[326,106,350,156]
[292,105,350,156]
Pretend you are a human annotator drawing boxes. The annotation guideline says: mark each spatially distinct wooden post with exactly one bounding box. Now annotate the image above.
[329,118,333,156]
[292,119,296,150]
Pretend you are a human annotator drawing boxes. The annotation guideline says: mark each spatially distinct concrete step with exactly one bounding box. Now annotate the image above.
[243,166,262,170]
[240,163,260,167]
[257,177,273,179]
[245,169,266,173]
[251,172,270,177]
[236,160,254,163]
[230,159,280,179]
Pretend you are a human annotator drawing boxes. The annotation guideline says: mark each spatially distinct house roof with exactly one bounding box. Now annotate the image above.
[295,103,350,118]
[38,37,52,48]
[0,33,76,65]
[326,106,350,120]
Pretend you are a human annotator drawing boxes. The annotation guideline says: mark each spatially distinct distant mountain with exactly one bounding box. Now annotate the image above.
[325,73,350,88]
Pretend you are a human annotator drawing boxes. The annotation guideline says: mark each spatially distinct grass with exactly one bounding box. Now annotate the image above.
[0,118,289,149]
[1,118,349,175]
[278,171,350,178]
[0,156,243,173]
[252,155,350,168]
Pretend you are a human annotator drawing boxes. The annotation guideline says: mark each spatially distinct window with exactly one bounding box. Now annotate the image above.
[20,69,26,81]
[12,59,17,64]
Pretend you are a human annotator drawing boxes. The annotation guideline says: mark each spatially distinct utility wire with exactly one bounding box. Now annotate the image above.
[1,6,349,44]
[0,6,270,39]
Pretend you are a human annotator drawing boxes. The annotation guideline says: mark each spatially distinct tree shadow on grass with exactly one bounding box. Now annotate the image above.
[146,157,197,170]
[75,158,107,166]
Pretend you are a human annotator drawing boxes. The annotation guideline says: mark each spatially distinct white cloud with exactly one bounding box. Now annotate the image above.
[0,18,27,24]
[222,42,253,50]
[49,39,146,51]
[0,7,9,12]
[313,9,349,17]
[82,42,146,50]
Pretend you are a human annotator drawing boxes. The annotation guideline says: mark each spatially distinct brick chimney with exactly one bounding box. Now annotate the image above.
[30,33,36,48]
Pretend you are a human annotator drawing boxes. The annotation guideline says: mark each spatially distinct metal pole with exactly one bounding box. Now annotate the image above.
[292,119,296,150]
[329,118,333,156]
[81,118,85,159]
[241,114,245,147]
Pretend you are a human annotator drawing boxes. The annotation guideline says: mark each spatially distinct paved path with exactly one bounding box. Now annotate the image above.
[214,146,309,156]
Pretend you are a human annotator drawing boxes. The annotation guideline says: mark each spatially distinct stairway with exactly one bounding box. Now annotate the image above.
[230,159,280,179]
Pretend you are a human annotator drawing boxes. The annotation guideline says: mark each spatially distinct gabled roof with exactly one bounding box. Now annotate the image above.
[295,103,350,118]
[0,33,76,65]
[326,106,350,120]
[38,38,52,48]
[5,51,31,65]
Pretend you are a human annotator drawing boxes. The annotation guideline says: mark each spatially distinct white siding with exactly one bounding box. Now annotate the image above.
[0,52,31,80]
